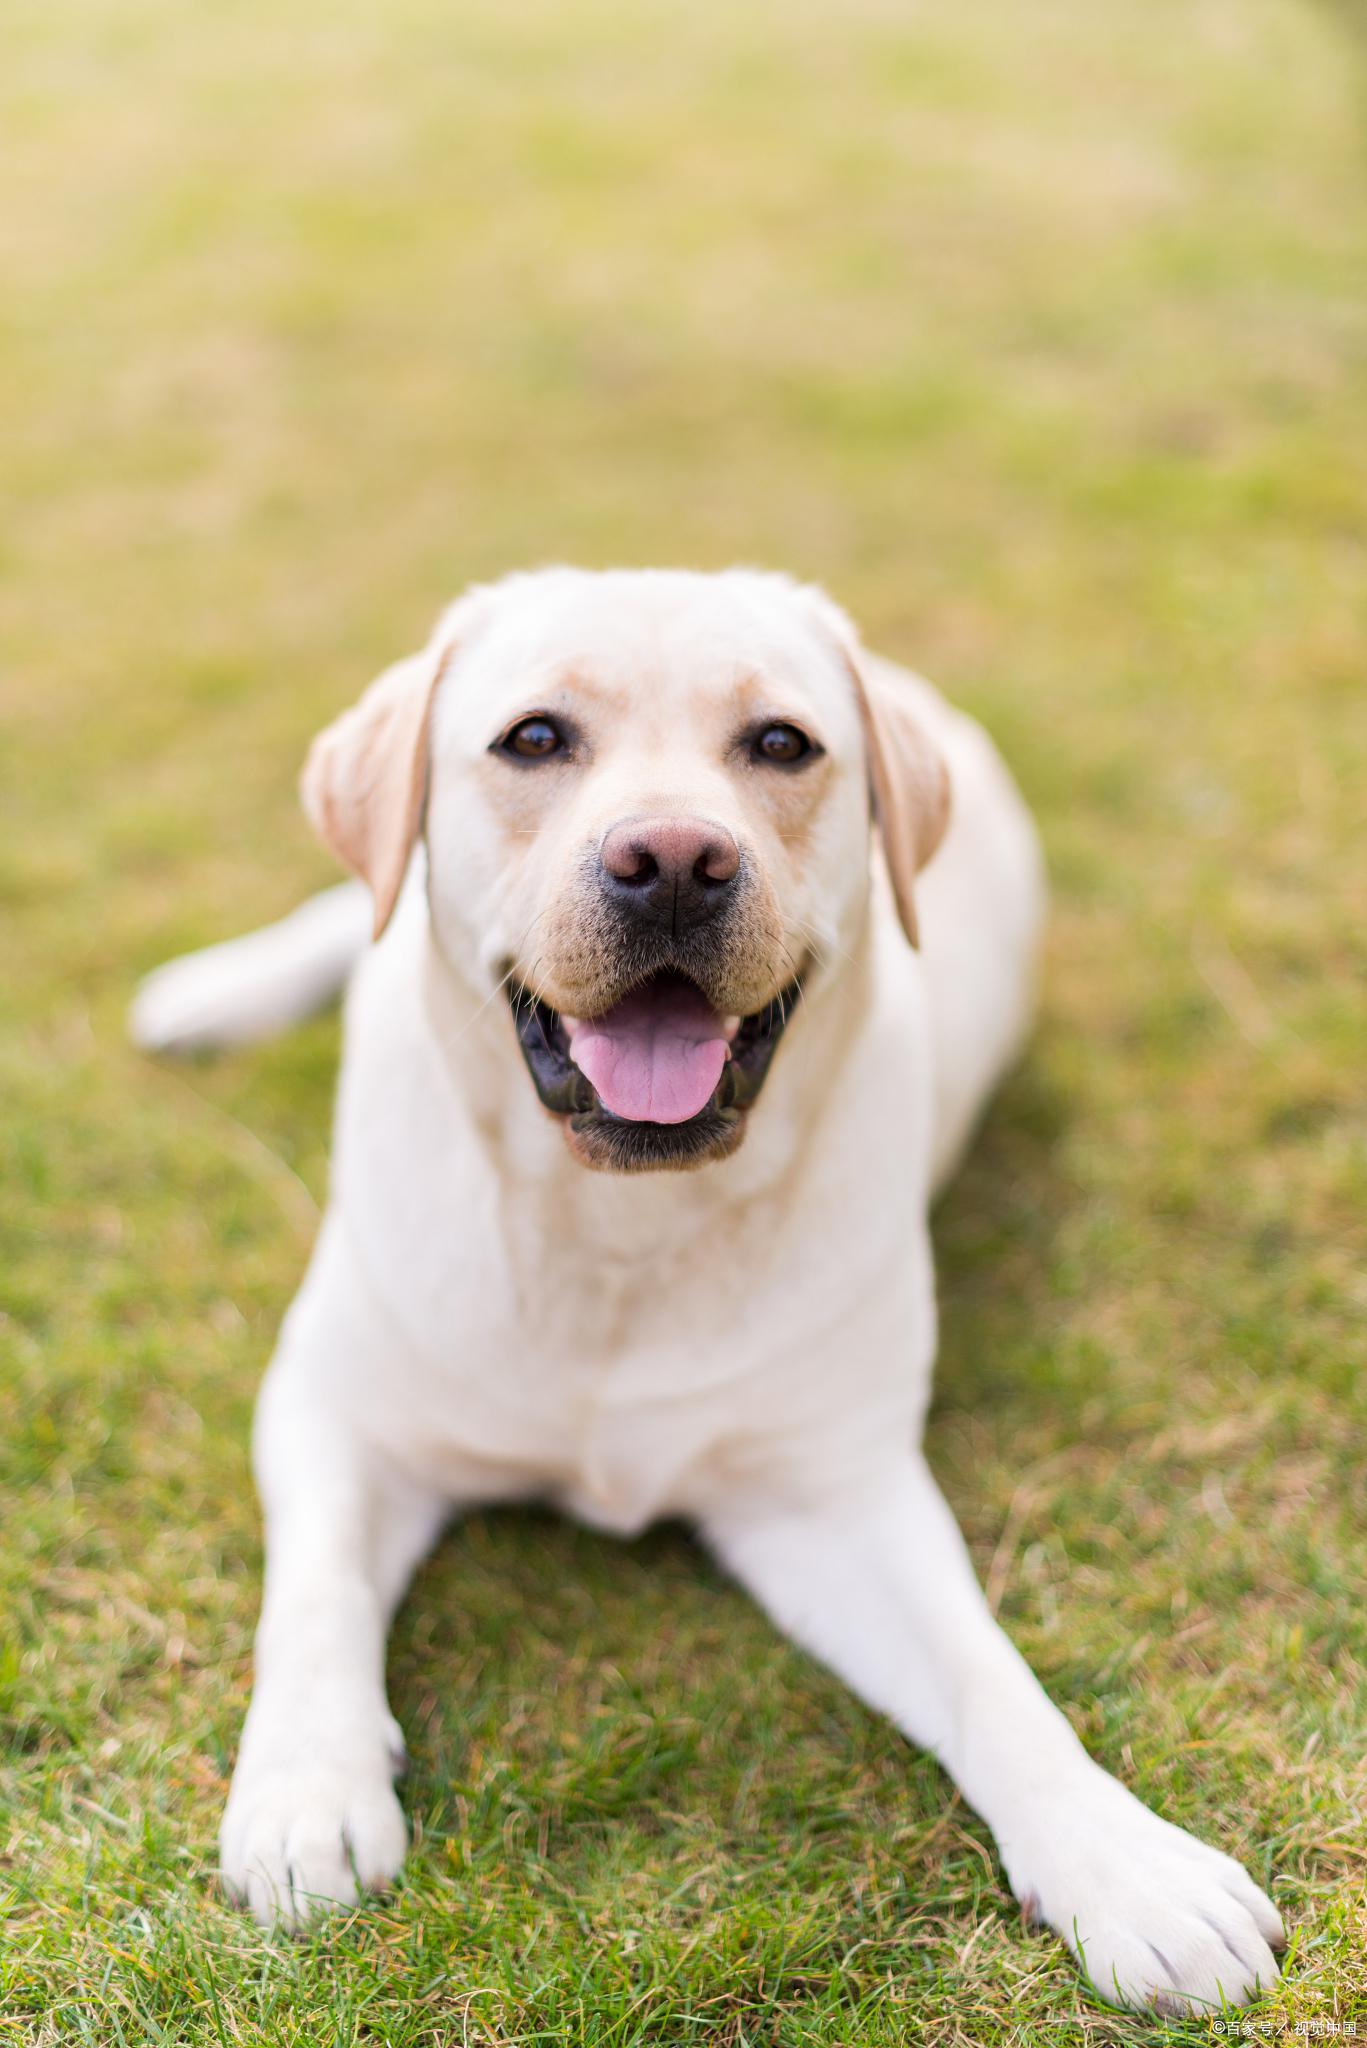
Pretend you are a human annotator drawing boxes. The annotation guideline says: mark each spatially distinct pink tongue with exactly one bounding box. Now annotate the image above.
[568,978,728,1124]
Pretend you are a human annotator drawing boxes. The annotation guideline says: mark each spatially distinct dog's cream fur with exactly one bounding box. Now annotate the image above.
[133,568,1281,2012]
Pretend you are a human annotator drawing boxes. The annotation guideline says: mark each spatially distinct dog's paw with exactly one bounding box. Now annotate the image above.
[1007,1769,1284,2014]
[220,1706,408,1930]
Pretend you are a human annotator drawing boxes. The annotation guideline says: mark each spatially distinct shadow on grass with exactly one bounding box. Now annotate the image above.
[932,1051,1078,1421]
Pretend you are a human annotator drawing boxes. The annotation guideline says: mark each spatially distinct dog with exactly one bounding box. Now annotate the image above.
[132,567,1283,2013]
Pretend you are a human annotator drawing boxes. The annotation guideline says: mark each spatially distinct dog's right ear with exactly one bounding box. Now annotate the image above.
[300,639,455,940]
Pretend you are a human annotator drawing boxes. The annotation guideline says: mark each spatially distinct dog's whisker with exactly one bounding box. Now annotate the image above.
[790,916,856,973]
[435,911,549,1056]
[519,958,558,1055]
[774,941,808,1027]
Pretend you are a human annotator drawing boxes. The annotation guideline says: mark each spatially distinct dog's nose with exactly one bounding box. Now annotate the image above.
[599,815,741,933]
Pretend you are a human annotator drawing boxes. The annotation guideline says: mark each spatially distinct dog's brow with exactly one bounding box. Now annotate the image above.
[724,669,766,701]
[530,667,626,714]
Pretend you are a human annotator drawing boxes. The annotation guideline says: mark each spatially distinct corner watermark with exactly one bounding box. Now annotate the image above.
[1208,2023,1359,2040]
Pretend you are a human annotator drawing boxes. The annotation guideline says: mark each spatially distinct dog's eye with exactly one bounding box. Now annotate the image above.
[501,716,566,760]
[753,723,812,766]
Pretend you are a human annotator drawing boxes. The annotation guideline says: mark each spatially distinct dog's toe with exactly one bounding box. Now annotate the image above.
[221,1745,408,1930]
[1008,1772,1281,2014]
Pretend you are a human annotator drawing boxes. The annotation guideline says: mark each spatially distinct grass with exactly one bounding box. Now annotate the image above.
[1,0,1365,2039]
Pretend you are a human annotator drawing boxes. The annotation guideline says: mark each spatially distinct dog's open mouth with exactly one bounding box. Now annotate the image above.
[507,968,800,1171]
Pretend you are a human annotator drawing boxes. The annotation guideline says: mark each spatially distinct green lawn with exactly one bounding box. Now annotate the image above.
[2,0,1365,2040]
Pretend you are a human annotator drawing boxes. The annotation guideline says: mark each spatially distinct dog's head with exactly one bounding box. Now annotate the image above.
[302,568,948,1171]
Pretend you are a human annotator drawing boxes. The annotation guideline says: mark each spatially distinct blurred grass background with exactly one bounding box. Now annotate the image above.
[1,0,1365,2041]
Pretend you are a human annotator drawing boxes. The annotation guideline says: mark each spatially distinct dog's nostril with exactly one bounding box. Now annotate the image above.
[621,847,658,887]
[694,843,738,887]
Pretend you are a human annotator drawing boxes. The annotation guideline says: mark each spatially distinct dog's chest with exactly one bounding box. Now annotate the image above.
[499,1235,784,1530]
[357,1190,916,1532]
[413,1198,925,1533]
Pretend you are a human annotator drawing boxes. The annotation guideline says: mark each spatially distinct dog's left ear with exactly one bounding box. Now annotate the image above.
[300,639,453,940]
[848,655,951,948]
[795,584,951,947]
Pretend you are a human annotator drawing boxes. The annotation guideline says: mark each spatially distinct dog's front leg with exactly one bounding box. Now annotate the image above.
[220,1359,447,1928]
[706,1454,1283,2015]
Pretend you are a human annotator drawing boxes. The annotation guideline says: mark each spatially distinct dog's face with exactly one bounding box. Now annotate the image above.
[302,569,948,1172]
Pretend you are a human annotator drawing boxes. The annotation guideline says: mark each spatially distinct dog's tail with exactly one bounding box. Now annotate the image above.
[129,880,371,1055]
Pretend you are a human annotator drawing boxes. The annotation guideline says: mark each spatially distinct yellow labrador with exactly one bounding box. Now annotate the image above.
[132,568,1282,2013]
